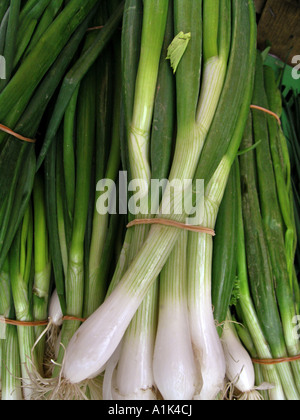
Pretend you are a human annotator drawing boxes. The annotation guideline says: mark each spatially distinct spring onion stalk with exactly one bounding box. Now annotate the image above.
[53,65,96,374]
[188,160,230,400]
[58,0,256,387]
[233,319,270,401]
[187,0,256,400]
[265,70,300,311]
[127,1,168,195]
[107,0,169,400]
[49,290,64,329]
[235,143,286,401]
[62,86,79,245]
[212,164,238,337]
[13,0,51,71]
[85,8,122,315]
[239,58,299,400]
[38,5,125,319]
[0,5,100,278]
[221,312,262,400]
[263,66,296,290]
[239,112,297,400]
[153,231,197,400]
[0,258,22,400]
[43,289,64,377]
[252,54,300,394]
[1,325,22,400]
[110,282,158,400]
[0,259,10,337]
[9,204,38,400]
[36,1,125,171]
[22,0,65,61]
[282,88,300,281]
[45,6,125,389]
[32,174,51,374]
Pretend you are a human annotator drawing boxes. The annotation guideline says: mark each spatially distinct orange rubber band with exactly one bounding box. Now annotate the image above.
[0,123,36,144]
[250,105,281,126]
[0,316,87,327]
[61,316,87,323]
[127,218,216,236]
[87,25,104,31]
[0,319,49,327]
[252,354,300,365]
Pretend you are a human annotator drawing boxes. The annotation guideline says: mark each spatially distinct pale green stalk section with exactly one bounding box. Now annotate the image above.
[0,258,10,329]
[1,325,22,400]
[0,259,22,400]
[9,205,38,400]
[188,157,231,400]
[203,0,219,62]
[56,172,68,278]
[63,86,79,226]
[160,231,188,303]
[128,1,169,191]
[113,1,169,398]
[32,175,51,373]
[106,229,133,295]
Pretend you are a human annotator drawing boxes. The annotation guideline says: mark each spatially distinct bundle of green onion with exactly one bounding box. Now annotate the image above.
[0,0,299,401]
[213,52,300,401]
[43,0,257,400]
[282,87,300,278]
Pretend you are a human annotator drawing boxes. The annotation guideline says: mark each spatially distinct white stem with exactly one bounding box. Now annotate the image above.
[221,319,255,394]
[188,157,233,400]
[49,289,63,327]
[188,228,226,400]
[62,282,143,384]
[113,283,158,400]
[153,231,198,400]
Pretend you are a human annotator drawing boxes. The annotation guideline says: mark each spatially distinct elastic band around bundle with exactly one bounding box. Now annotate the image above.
[0,123,36,144]
[0,316,87,327]
[127,218,216,236]
[252,354,300,365]
[87,25,104,31]
[250,105,281,125]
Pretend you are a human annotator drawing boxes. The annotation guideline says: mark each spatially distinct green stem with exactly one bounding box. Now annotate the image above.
[235,152,286,401]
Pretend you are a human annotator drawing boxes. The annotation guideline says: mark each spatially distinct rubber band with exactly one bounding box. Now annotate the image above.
[87,25,104,31]
[0,316,87,327]
[252,354,300,365]
[127,218,216,236]
[0,123,36,143]
[0,319,49,327]
[250,105,281,126]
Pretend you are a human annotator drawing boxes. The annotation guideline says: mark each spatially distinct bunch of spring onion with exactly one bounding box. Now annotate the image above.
[0,172,51,400]
[227,52,300,400]
[0,0,124,400]
[211,160,271,400]
[282,88,300,281]
[35,0,123,389]
[0,0,108,277]
[40,0,257,401]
